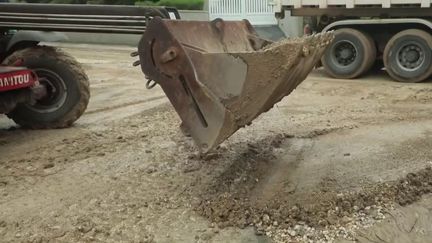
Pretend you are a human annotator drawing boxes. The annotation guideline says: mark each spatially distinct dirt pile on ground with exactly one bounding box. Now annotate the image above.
[194,132,432,242]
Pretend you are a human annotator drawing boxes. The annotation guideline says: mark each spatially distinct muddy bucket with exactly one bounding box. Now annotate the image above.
[138,17,333,152]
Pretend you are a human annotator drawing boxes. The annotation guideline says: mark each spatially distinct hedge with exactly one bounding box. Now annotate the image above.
[135,0,204,10]
[22,0,204,10]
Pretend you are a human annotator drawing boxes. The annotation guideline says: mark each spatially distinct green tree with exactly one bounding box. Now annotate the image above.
[24,0,135,4]
[136,0,204,10]
[22,0,204,9]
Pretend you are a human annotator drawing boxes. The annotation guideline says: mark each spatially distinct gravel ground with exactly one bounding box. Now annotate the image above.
[0,43,431,243]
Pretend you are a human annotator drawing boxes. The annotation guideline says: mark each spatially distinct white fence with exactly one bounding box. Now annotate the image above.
[280,0,432,8]
[209,0,278,25]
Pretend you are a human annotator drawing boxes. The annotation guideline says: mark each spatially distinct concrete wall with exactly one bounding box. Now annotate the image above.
[62,10,209,46]
[179,10,209,21]
[63,33,141,46]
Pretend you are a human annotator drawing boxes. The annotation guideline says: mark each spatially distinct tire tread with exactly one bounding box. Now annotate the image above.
[3,46,90,128]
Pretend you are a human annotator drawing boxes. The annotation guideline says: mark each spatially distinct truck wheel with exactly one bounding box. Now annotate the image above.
[3,46,90,128]
[383,29,432,83]
[322,28,376,79]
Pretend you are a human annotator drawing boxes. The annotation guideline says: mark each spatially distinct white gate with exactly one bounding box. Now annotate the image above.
[209,0,277,25]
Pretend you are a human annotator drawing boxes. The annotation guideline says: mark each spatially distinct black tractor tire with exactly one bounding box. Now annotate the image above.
[322,28,376,79]
[383,29,432,83]
[2,46,90,128]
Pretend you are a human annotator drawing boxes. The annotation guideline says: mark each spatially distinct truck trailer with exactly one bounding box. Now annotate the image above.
[273,0,432,83]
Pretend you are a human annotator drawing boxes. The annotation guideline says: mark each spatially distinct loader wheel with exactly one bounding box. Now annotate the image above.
[3,46,90,128]
[383,29,432,83]
[322,28,376,79]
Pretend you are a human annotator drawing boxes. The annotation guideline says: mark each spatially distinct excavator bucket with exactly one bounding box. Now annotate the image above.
[138,17,333,152]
